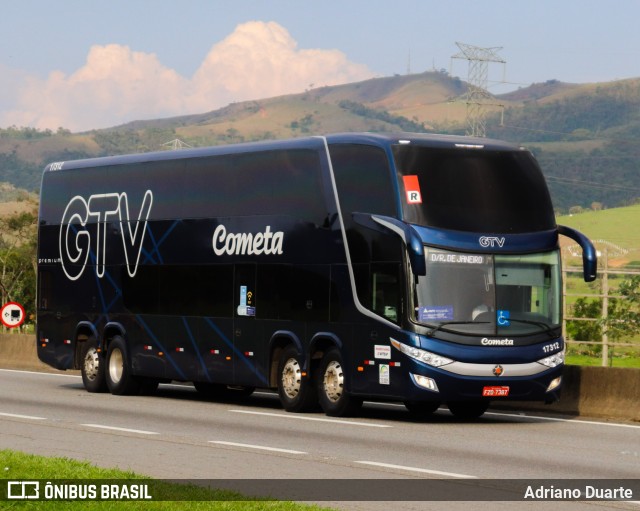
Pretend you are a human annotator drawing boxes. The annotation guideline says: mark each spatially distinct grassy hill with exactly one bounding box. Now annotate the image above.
[557,204,640,270]
[2,71,640,211]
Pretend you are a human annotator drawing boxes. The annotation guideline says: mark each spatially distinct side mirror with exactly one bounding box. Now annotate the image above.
[558,225,597,282]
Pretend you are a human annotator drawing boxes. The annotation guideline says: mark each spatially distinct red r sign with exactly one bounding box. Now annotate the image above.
[403,175,422,204]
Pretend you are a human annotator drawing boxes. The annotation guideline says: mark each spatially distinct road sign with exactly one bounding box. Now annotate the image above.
[1,302,25,328]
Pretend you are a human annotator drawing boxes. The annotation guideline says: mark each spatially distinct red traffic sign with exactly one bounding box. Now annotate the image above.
[1,302,25,328]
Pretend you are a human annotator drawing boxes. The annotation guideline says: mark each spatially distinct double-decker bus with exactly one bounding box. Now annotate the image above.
[36,133,596,419]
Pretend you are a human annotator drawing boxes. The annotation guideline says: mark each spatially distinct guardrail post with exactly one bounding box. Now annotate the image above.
[601,249,609,367]
[562,267,567,340]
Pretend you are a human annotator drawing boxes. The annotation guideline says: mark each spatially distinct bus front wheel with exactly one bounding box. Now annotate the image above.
[317,348,362,417]
[404,400,441,418]
[105,336,141,396]
[447,400,489,420]
[277,345,317,412]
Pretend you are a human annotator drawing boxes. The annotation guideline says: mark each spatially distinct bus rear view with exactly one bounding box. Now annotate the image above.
[37,133,596,419]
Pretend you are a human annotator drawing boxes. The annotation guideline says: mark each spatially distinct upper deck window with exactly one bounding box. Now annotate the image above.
[393,145,556,233]
[329,143,396,223]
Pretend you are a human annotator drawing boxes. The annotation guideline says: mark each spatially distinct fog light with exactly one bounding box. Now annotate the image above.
[411,373,439,393]
[546,376,562,392]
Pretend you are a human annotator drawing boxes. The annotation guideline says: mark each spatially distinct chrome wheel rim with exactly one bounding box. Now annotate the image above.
[281,358,302,399]
[108,348,124,384]
[323,360,344,403]
[83,348,100,381]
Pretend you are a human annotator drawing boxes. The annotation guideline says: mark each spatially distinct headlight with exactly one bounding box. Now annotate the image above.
[537,349,565,368]
[390,338,454,368]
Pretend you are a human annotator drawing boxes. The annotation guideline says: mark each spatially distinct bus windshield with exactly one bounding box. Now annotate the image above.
[412,248,562,337]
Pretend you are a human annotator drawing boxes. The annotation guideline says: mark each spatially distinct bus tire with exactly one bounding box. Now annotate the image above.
[317,348,362,417]
[105,336,141,396]
[80,337,107,393]
[404,400,441,418]
[277,345,317,412]
[447,400,489,420]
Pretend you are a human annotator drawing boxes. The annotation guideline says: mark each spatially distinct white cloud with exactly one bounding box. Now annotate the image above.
[0,21,374,132]
[190,21,372,108]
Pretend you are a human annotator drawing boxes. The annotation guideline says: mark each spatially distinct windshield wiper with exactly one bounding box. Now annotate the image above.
[427,321,489,337]
[502,318,558,338]
[426,319,558,339]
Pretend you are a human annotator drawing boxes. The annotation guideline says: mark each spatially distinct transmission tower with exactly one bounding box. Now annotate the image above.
[162,138,193,150]
[451,42,506,137]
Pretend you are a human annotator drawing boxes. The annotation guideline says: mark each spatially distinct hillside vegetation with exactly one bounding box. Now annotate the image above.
[2,71,640,211]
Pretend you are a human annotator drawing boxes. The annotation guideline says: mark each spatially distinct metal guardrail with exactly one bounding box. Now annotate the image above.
[563,253,640,366]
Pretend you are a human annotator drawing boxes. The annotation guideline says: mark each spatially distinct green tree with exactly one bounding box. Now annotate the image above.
[567,275,640,355]
[602,275,640,339]
[566,297,602,347]
[0,208,38,329]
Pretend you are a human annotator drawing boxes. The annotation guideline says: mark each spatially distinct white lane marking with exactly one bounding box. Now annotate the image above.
[3,369,638,430]
[0,412,47,421]
[355,461,477,479]
[365,401,407,408]
[0,368,81,379]
[229,409,392,428]
[80,424,159,435]
[485,410,640,430]
[210,441,307,455]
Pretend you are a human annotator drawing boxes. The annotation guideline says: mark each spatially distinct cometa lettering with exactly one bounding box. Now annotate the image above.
[481,338,514,346]
[212,225,284,256]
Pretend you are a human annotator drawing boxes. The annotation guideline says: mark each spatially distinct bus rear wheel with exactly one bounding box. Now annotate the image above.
[277,345,317,412]
[447,400,489,420]
[105,336,141,396]
[80,337,107,393]
[317,348,362,417]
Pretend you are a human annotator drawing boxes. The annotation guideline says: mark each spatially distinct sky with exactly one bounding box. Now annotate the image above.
[2,0,639,132]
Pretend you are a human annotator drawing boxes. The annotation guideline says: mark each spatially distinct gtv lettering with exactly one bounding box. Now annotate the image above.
[479,236,506,248]
[59,191,153,280]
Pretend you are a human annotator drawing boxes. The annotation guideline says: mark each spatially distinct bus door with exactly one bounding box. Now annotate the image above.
[233,264,260,385]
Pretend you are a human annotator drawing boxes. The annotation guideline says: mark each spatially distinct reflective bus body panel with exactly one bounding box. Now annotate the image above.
[36,133,593,409]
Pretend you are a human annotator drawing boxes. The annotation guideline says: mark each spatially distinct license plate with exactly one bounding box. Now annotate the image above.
[482,386,510,397]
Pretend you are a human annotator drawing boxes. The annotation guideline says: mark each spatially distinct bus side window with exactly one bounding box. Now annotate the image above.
[38,270,52,310]
[372,263,401,324]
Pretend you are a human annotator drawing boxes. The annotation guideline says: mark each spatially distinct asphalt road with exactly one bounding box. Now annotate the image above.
[1,368,639,510]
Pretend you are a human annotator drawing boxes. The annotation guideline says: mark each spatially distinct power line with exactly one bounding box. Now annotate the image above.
[537,156,640,161]
[497,123,640,151]
[545,175,640,192]
[162,139,192,150]
[450,42,506,137]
